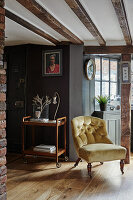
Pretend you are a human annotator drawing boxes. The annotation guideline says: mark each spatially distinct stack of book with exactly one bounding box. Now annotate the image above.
[33,144,56,153]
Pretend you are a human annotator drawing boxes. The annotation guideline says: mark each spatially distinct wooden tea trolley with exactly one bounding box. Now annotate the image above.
[22,116,67,168]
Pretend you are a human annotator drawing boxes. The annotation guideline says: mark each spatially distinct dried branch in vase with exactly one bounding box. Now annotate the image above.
[32,94,51,115]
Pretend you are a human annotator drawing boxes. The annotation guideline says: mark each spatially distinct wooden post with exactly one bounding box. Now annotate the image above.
[121,54,131,164]
[0,1,6,199]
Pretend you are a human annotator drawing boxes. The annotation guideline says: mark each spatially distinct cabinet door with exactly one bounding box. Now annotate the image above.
[104,113,121,145]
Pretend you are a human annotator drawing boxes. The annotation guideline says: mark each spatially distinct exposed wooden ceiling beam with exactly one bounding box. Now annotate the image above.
[5,9,59,45]
[84,45,133,54]
[65,0,106,46]
[16,0,83,44]
[111,0,132,45]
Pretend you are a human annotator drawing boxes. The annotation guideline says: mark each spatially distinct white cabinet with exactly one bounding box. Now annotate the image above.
[92,111,121,145]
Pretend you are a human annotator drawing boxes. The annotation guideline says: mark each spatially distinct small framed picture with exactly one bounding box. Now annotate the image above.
[42,49,62,76]
[121,61,131,84]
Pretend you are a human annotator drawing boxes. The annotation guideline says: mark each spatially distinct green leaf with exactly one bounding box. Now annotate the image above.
[95,95,109,104]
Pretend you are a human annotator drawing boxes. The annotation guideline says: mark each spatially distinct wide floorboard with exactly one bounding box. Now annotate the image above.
[7,155,133,200]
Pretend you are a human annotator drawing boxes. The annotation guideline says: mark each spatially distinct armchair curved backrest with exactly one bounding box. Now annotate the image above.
[71,116,112,155]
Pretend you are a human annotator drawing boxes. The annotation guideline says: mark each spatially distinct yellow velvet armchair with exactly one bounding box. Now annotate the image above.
[71,116,127,177]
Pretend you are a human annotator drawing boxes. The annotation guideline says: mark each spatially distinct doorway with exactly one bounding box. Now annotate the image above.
[5,46,27,153]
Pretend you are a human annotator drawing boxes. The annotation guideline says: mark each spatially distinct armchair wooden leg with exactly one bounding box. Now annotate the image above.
[87,163,92,178]
[74,158,81,167]
[120,160,124,174]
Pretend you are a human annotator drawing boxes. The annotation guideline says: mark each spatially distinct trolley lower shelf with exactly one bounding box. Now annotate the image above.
[23,147,66,157]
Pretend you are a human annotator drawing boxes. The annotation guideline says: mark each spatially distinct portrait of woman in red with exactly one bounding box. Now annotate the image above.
[43,49,62,76]
[46,54,60,74]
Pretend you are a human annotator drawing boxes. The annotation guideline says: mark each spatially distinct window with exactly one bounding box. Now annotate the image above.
[95,56,119,109]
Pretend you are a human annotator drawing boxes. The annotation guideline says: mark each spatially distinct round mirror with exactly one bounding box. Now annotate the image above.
[85,59,96,80]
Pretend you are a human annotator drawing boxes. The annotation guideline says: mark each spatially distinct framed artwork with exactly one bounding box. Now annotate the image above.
[121,61,131,84]
[42,49,62,76]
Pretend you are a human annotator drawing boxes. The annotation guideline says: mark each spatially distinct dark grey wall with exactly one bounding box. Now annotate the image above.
[26,44,70,120]
[83,54,95,116]
[69,44,83,161]
[5,44,70,153]
[26,44,70,153]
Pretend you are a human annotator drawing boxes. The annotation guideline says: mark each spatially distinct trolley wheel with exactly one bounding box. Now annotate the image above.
[64,156,69,162]
[56,162,61,168]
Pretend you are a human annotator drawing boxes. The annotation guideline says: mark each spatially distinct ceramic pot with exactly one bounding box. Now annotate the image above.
[100,103,107,111]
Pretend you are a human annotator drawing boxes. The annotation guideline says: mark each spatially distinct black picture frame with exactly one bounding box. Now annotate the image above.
[42,49,62,76]
[121,61,131,84]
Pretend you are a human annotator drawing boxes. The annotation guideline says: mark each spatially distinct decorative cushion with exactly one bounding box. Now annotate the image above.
[79,143,127,163]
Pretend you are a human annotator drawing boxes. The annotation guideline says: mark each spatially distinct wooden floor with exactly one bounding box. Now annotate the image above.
[7,155,133,200]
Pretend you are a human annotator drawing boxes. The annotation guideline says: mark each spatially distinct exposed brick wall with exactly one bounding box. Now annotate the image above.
[0,1,6,199]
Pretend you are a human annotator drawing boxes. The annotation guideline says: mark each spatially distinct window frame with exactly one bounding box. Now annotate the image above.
[95,56,119,97]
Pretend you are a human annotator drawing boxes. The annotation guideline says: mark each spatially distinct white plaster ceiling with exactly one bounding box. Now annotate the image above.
[5,18,52,46]
[5,0,133,46]
[36,0,94,40]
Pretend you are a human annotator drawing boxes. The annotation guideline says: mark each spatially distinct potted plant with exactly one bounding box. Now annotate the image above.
[95,95,110,111]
